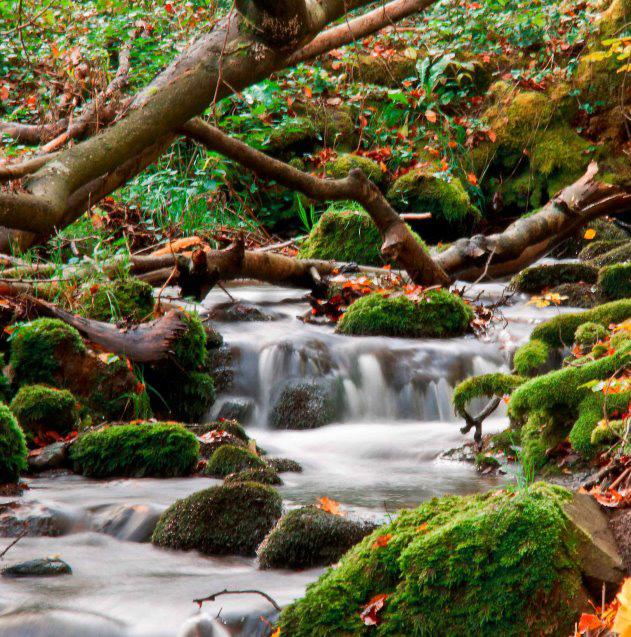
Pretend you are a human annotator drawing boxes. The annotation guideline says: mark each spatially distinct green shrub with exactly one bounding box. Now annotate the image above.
[453,373,524,417]
[510,263,598,293]
[70,423,199,478]
[513,339,550,376]
[205,444,265,478]
[529,299,631,348]
[258,506,375,569]
[0,404,27,483]
[337,290,473,338]
[574,322,608,347]
[598,263,631,300]
[280,484,583,636]
[152,482,282,556]
[10,385,77,435]
[9,318,85,387]
[84,278,154,323]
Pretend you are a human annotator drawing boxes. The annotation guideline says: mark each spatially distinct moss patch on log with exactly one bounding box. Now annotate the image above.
[453,373,525,417]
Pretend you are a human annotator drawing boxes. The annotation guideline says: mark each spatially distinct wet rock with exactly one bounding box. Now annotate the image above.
[0,500,77,537]
[90,503,163,542]
[258,506,376,569]
[609,509,631,572]
[269,379,336,430]
[205,346,234,393]
[178,614,230,637]
[216,398,255,424]
[208,302,276,322]
[2,557,72,577]
[0,609,127,637]
[27,441,70,472]
[197,430,246,459]
[224,466,282,486]
[265,457,303,473]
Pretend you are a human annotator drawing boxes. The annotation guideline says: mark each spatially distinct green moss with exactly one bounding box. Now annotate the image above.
[224,466,282,486]
[530,299,631,348]
[266,457,303,473]
[569,391,631,457]
[475,453,500,469]
[9,318,86,387]
[453,373,524,417]
[521,410,564,470]
[509,344,631,423]
[258,506,375,570]
[84,278,154,324]
[298,204,425,266]
[0,403,27,483]
[172,312,207,369]
[350,53,415,87]
[327,154,384,184]
[591,419,625,446]
[337,290,473,338]
[151,370,215,423]
[562,219,629,259]
[579,240,628,261]
[267,116,316,152]
[511,263,598,293]
[490,427,520,453]
[70,423,199,478]
[513,339,550,376]
[204,444,265,478]
[10,385,77,436]
[280,483,583,636]
[574,322,608,347]
[599,264,631,300]
[387,169,479,228]
[500,172,543,211]
[152,482,282,556]
[592,243,631,267]
[188,419,248,441]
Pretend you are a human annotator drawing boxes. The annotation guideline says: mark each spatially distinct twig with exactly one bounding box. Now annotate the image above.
[193,589,281,612]
[0,528,28,559]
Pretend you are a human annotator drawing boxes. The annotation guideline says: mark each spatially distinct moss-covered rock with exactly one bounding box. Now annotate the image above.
[10,385,77,436]
[187,419,248,442]
[559,218,629,259]
[386,168,479,229]
[511,263,598,293]
[0,404,27,483]
[337,290,473,338]
[326,154,384,184]
[579,240,628,262]
[9,318,86,388]
[574,322,608,348]
[513,339,551,377]
[224,466,282,486]
[269,379,336,430]
[266,457,303,473]
[70,423,199,478]
[204,444,265,478]
[349,52,416,87]
[258,506,375,570]
[599,263,631,300]
[550,283,600,308]
[82,278,154,324]
[591,243,631,267]
[453,373,524,417]
[529,299,631,349]
[279,484,589,636]
[152,482,282,556]
[298,204,425,266]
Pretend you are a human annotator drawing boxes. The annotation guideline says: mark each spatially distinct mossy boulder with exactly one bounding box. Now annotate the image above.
[510,263,598,293]
[266,457,303,473]
[326,154,384,185]
[70,423,199,478]
[386,168,479,230]
[579,240,628,261]
[550,283,600,308]
[224,466,282,486]
[591,243,631,267]
[0,404,27,483]
[9,318,86,388]
[574,322,608,348]
[9,385,77,436]
[152,482,282,556]
[349,52,415,87]
[599,263,631,300]
[258,506,375,570]
[82,278,154,324]
[279,484,598,636]
[298,204,425,266]
[269,379,336,430]
[337,290,473,338]
[453,373,524,418]
[204,444,265,478]
[513,339,551,377]
[559,218,629,258]
[187,419,248,442]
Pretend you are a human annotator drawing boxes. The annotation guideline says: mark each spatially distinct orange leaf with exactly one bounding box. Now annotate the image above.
[304,86,313,99]
[270,629,281,637]
[487,130,497,143]
[425,109,437,123]
[578,613,602,632]
[416,522,429,532]
[584,228,597,240]
[614,579,631,636]
[317,496,342,516]
[360,594,388,626]
[467,172,478,186]
[372,534,392,549]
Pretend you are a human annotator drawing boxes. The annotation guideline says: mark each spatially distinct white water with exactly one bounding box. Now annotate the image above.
[0,277,584,636]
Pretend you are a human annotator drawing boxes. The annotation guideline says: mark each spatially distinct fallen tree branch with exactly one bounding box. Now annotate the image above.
[182,117,449,285]
[193,588,281,612]
[460,397,502,446]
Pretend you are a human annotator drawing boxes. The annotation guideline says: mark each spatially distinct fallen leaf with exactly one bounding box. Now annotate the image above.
[578,613,602,632]
[317,496,342,515]
[584,228,597,240]
[372,534,392,548]
[416,522,429,532]
[467,172,478,186]
[360,594,388,626]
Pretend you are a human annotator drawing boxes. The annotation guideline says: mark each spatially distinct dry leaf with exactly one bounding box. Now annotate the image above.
[360,594,388,626]
[372,534,392,548]
[317,496,342,515]
[584,228,597,240]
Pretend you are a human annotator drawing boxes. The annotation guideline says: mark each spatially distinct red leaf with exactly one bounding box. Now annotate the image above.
[578,613,602,632]
[360,594,388,626]
[372,534,392,549]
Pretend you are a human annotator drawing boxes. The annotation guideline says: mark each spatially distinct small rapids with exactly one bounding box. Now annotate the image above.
[0,277,584,636]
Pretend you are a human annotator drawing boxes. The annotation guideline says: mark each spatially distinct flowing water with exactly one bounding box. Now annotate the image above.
[0,274,583,636]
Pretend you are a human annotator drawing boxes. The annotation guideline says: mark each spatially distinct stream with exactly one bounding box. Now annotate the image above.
[0,273,582,636]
